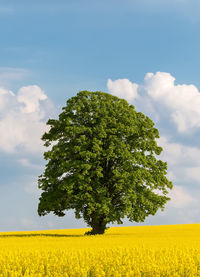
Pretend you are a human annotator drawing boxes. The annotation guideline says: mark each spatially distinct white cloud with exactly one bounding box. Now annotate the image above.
[167,185,194,208]
[0,88,15,110]
[157,136,200,166]
[17,85,47,113]
[166,170,176,182]
[185,167,200,183]
[24,181,41,196]
[107,78,138,101]
[144,72,200,132]
[107,71,200,133]
[17,158,42,169]
[0,85,58,154]
[155,135,200,184]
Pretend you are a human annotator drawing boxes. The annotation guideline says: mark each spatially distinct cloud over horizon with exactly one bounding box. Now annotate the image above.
[0,85,57,154]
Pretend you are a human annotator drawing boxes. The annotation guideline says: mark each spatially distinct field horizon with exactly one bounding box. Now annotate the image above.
[1,222,200,235]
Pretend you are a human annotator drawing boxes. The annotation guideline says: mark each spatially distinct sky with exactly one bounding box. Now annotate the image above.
[0,0,199,231]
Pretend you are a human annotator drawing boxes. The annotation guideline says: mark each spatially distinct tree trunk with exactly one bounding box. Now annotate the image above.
[90,221,106,234]
[85,216,107,235]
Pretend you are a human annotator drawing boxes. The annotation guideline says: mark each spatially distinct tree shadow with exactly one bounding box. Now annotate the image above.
[0,234,84,238]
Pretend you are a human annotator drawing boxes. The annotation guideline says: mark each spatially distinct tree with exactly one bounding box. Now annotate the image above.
[38,91,173,235]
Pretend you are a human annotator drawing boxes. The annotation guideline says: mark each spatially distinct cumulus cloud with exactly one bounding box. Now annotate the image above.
[144,72,200,132]
[107,78,139,101]
[166,170,176,182]
[17,85,47,113]
[167,185,194,208]
[156,136,200,185]
[157,136,200,166]
[185,167,200,183]
[107,71,200,133]
[0,85,57,154]
[17,158,42,169]
[24,180,41,196]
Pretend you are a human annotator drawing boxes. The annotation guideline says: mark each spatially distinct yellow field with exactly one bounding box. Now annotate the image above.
[0,224,200,276]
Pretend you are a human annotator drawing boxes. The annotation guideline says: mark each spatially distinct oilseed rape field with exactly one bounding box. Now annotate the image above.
[0,224,200,276]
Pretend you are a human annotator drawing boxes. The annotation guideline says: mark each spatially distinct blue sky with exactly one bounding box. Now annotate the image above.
[0,0,199,231]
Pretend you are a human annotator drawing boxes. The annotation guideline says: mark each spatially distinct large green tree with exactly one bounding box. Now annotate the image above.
[38,91,173,235]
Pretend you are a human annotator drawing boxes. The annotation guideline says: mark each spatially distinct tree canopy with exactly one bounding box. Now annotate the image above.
[38,91,173,234]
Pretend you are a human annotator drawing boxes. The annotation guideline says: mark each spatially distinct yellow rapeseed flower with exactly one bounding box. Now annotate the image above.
[0,224,199,276]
